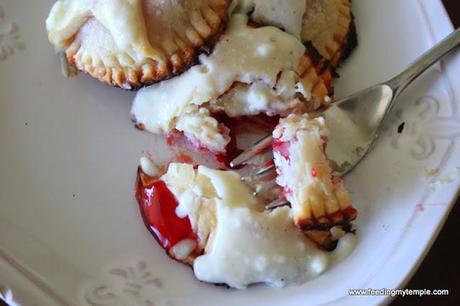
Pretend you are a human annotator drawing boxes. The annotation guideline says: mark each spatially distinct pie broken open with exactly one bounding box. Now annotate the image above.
[131,14,334,153]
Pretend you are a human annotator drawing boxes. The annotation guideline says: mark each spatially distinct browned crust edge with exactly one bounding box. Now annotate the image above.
[337,12,358,65]
[66,1,231,91]
[302,0,359,70]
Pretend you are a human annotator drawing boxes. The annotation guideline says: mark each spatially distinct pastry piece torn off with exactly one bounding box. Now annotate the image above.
[272,113,358,230]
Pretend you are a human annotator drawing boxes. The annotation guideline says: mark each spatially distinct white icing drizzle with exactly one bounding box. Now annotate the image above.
[139,156,160,177]
[170,239,197,261]
[132,14,307,151]
[46,0,162,61]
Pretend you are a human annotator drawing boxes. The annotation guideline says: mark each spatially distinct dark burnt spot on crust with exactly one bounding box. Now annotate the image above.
[212,282,233,289]
[338,13,358,65]
[303,41,326,65]
[199,44,214,56]
[297,206,358,232]
[135,123,146,131]
[305,224,356,251]
[304,41,339,78]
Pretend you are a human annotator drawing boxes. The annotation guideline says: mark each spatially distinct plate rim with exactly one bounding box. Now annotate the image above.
[1,0,459,305]
[378,1,458,305]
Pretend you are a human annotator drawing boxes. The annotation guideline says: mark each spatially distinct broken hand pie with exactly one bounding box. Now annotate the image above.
[46,0,231,89]
[131,14,333,153]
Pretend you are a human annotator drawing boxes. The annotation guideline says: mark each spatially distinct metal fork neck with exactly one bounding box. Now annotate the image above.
[387,27,460,98]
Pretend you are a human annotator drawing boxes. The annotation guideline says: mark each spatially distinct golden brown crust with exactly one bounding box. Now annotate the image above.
[64,0,231,89]
[302,0,357,67]
[292,176,357,231]
[297,51,333,107]
[297,205,358,231]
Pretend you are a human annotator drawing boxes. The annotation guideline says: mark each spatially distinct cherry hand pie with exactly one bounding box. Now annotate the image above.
[46,0,231,89]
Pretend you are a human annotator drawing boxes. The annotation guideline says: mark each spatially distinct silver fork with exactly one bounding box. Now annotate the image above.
[231,28,460,208]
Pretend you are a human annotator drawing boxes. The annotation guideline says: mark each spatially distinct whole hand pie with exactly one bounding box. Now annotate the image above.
[46,0,231,89]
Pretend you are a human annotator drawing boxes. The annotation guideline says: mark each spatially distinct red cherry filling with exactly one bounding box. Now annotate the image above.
[135,170,197,252]
[272,139,291,160]
[135,114,283,257]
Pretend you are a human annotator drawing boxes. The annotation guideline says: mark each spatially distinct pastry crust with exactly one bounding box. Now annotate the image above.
[48,0,231,89]
[272,114,357,230]
[297,49,334,105]
[302,0,357,67]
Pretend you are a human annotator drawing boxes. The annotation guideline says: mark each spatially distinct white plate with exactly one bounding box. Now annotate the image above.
[1,0,459,305]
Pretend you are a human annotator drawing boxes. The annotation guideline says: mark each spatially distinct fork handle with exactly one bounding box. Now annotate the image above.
[387,27,460,96]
